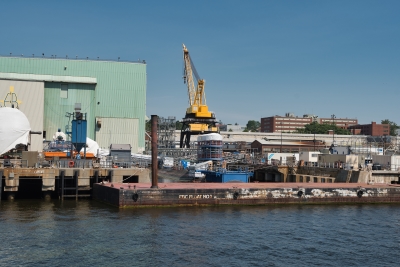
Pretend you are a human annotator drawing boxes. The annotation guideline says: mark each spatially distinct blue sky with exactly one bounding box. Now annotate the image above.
[1,0,399,126]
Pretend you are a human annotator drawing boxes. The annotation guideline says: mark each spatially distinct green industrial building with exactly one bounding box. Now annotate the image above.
[0,56,146,153]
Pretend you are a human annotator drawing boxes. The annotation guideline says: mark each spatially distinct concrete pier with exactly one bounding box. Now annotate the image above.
[0,167,150,199]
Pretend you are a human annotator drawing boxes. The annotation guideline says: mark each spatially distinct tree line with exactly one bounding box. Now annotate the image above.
[294,121,351,135]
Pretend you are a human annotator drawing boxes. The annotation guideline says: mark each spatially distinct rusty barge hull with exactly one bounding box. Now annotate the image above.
[93,183,400,208]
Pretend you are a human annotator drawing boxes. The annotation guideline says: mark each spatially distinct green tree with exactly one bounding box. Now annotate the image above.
[145,120,151,132]
[295,121,351,135]
[176,121,183,130]
[381,119,398,136]
[245,120,260,132]
[146,120,182,132]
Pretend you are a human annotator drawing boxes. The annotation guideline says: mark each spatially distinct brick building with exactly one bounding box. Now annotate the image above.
[261,113,358,133]
[251,139,326,154]
[348,122,390,136]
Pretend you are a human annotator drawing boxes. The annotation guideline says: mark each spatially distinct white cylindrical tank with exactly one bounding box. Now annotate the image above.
[197,133,223,142]
[197,133,223,161]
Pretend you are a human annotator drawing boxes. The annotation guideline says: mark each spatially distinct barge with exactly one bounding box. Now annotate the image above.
[93,182,400,208]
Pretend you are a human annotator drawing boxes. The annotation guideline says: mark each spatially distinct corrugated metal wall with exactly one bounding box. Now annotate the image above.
[95,117,139,151]
[0,80,44,151]
[0,57,146,152]
[44,82,96,141]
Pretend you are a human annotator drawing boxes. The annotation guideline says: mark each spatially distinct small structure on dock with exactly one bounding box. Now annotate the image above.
[110,144,132,167]
[197,133,223,161]
[195,133,254,182]
[202,166,254,183]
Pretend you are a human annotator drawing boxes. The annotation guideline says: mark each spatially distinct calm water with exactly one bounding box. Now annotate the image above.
[0,200,399,267]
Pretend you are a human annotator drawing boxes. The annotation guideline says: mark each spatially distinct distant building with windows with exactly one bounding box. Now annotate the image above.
[261,113,358,133]
[219,124,246,132]
[348,122,390,136]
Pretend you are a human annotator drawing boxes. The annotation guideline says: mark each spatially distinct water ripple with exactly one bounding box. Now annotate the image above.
[1,201,400,266]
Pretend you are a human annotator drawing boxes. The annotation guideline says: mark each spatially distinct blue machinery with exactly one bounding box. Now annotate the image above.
[195,133,254,183]
[70,103,87,158]
[201,167,254,183]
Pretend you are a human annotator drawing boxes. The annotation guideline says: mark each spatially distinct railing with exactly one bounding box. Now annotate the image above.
[1,159,28,168]
[45,160,94,168]
[0,54,146,64]
[300,162,355,169]
[208,165,254,173]
[300,162,400,171]
[226,165,254,173]
[0,157,150,169]
[131,158,152,168]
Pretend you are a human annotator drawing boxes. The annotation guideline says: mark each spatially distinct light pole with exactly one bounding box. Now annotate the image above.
[280,122,283,153]
[383,135,386,155]
[313,128,316,151]
[331,114,336,145]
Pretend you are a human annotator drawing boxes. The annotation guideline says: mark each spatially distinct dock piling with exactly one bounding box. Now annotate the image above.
[60,170,65,200]
[151,115,159,189]
[74,170,79,200]
[94,170,99,184]
[0,170,3,202]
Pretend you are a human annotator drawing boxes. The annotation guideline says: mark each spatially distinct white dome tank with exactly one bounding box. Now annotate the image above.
[0,107,31,155]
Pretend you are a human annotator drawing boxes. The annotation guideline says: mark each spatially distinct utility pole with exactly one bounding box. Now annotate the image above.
[151,115,159,189]
[313,129,316,151]
[312,116,317,151]
[331,114,336,145]
[383,135,386,155]
[280,121,283,153]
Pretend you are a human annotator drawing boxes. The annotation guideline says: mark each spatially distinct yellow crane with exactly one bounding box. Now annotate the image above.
[180,44,218,148]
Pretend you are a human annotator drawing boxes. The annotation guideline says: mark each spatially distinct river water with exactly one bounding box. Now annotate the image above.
[0,200,399,267]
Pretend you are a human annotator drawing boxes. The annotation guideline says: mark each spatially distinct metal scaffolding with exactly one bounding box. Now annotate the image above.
[157,116,177,149]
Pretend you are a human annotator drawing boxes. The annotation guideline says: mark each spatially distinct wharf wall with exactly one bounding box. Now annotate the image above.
[295,167,400,184]
[0,167,150,199]
[93,183,400,208]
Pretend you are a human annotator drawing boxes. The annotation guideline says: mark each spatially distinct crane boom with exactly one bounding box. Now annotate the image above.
[183,44,196,106]
[179,44,218,148]
[182,44,210,117]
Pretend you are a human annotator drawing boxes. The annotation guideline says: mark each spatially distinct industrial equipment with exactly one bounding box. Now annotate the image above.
[43,103,94,160]
[71,103,87,153]
[42,141,96,160]
[180,44,218,148]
